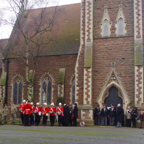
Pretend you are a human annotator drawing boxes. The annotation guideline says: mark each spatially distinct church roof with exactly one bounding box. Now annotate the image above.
[5,3,80,58]
[0,39,8,68]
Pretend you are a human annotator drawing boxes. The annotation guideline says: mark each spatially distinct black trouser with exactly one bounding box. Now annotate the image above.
[30,114,34,125]
[25,115,30,126]
[73,117,77,126]
[50,115,55,126]
[21,113,24,125]
[58,115,62,126]
[126,119,131,127]
[94,115,100,125]
[132,118,136,127]
[35,115,40,126]
[43,116,47,126]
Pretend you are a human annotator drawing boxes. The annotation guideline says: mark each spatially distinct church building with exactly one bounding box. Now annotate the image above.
[0,0,144,124]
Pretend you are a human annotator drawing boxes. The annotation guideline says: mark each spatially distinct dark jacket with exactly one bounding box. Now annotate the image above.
[116,106,123,122]
[131,109,138,119]
[109,108,116,117]
[101,108,108,117]
[94,108,100,117]
[73,106,78,118]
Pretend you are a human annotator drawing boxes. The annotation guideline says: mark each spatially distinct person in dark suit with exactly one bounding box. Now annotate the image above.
[101,104,108,126]
[73,103,78,126]
[116,103,123,127]
[131,107,138,128]
[94,105,101,125]
[109,104,116,126]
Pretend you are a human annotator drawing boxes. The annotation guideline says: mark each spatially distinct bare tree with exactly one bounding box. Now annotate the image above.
[1,0,59,101]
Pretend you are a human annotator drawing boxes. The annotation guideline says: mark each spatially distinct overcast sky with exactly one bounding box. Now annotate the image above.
[0,0,81,39]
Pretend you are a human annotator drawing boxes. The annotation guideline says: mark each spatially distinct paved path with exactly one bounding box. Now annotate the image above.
[0,125,144,144]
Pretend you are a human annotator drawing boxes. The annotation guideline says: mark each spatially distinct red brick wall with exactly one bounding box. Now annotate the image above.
[92,37,134,108]
[92,0,134,108]
[6,55,77,106]
[94,0,134,38]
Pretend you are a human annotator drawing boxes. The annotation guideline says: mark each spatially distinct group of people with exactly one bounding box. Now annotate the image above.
[19,100,78,127]
[94,103,144,128]
[0,100,17,125]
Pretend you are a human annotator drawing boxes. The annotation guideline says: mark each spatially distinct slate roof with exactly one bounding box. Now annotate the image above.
[0,39,8,68]
[5,3,80,58]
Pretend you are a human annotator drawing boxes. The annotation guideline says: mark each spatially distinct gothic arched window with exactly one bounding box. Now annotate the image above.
[103,20,109,37]
[72,79,75,104]
[13,78,22,104]
[118,18,124,35]
[42,77,52,105]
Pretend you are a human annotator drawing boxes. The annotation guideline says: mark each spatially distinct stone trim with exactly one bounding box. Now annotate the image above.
[10,74,25,86]
[38,73,54,104]
[69,74,75,105]
[84,68,92,105]
[97,65,130,113]
[38,72,55,86]
[135,66,143,105]
[115,4,127,36]
[10,74,25,104]
[100,6,112,37]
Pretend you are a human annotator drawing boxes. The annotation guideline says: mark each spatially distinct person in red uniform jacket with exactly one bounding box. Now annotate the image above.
[23,101,32,126]
[30,102,35,125]
[19,100,26,125]
[35,103,41,126]
[57,103,64,126]
[49,103,56,126]
[42,103,49,126]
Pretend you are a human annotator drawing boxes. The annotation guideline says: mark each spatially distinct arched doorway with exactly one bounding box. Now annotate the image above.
[104,86,123,108]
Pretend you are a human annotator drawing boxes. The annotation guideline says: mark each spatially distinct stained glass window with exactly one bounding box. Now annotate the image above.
[42,77,52,105]
[13,78,22,104]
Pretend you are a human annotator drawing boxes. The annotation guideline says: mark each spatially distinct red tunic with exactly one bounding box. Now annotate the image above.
[42,107,49,116]
[56,107,64,116]
[31,106,35,113]
[19,104,25,114]
[23,104,32,115]
[35,106,41,115]
[49,107,56,116]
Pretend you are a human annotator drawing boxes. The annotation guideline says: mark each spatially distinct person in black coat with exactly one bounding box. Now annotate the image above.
[62,104,70,126]
[94,105,101,125]
[101,104,108,126]
[109,104,116,126]
[73,103,78,126]
[131,107,138,128]
[116,103,123,127]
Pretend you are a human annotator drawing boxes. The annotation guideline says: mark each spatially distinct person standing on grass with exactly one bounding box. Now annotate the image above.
[126,106,132,127]
[3,104,9,124]
[49,103,56,126]
[19,100,26,125]
[116,103,123,127]
[94,105,101,126]
[42,103,49,126]
[57,103,64,126]
[109,104,116,126]
[35,103,41,126]
[73,103,78,126]
[0,100,3,125]
[139,103,144,129]
[11,102,17,124]
[131,107,138,128]
[101,104,108,126]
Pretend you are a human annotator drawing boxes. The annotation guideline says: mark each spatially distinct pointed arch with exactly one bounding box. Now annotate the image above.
[11,74,25,105]
[39,73,54,105]
[100,6,112,37]
[97,66,130,113]
[115,4,127,36]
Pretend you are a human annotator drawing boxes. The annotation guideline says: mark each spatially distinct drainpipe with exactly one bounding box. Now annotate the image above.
[5,59,10,105]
